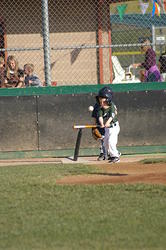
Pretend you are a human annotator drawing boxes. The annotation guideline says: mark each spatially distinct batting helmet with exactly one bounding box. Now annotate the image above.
[96,86,113,105]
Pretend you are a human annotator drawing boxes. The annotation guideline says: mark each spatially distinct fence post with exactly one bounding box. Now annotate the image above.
[42,0,51,86]
[152,25,156,52]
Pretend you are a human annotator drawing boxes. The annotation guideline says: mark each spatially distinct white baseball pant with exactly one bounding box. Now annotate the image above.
[104,121,120,158]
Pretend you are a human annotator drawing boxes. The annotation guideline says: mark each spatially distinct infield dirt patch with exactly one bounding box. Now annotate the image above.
[0,155,165,186]
[57,161,166,185]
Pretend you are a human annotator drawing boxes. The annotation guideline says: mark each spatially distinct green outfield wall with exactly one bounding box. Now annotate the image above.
[0,82,166,157]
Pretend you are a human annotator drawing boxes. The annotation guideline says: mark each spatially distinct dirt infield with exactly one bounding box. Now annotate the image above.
[0,154,165,186]
[57,160,166,185]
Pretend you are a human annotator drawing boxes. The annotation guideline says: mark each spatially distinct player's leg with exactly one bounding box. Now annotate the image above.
[107,123,120,163]
[97,129,107,161]
[103,128,109,160]
[97,138,106,160]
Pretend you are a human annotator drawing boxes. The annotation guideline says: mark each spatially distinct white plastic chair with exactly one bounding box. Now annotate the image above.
[112,56,140,84]
[161,73,166,82]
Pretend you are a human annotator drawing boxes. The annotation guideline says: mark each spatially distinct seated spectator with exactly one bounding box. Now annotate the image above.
[132,39,161,82]
[0,57,6,88]
[24,64,42,87]
[5,55,24,88]
[158,50,166,82]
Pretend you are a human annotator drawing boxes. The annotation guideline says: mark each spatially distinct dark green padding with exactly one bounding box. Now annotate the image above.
[0,82,166,96]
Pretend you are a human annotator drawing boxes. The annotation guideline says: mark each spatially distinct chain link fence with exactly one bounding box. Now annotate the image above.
[0,0,166,86]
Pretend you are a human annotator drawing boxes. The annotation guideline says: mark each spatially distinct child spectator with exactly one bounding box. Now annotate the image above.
[96,86,121,163]
[5,55,24,88]
[158,50,166,82]
[24,64,42,87]
[0,57,6,88]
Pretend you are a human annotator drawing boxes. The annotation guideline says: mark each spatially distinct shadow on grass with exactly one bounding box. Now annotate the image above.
[89,172,128,177]
[141,158,166,164]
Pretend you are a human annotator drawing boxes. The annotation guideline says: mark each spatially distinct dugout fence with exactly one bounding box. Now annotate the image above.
[0,0,166,86]
[0,83,166,155]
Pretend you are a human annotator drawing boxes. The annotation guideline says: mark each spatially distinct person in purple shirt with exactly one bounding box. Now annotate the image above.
[132,39,161,82]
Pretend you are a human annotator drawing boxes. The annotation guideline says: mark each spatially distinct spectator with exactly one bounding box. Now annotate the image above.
[132,39,161,82]
[158,50,166,82]
[0,56,6,88]
[24,64,42,87]
[5,55,24,88]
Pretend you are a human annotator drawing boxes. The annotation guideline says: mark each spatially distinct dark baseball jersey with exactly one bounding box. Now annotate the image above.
[98,102,118,127]
[92,103,105,136]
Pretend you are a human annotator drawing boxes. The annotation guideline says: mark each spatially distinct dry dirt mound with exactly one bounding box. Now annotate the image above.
[56,162,166,185]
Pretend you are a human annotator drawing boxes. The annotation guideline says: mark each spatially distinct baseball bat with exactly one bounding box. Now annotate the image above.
[73,124,100,161]
[73,128,82,161]
[73,124,99,129]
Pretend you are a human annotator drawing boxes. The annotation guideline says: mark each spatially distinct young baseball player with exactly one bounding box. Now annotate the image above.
[96,86,121,163]
[91,102,107,160]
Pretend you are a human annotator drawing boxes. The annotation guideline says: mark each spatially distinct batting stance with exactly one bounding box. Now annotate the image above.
[96,86,121,163]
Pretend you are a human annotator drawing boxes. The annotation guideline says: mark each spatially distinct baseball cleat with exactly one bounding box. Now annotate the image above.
[97,153,107,161]
[108,152,121,161]
[109,157,120,163]
[118,152,122,157]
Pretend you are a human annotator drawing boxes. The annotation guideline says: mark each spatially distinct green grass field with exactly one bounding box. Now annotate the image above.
[0,163,166,250]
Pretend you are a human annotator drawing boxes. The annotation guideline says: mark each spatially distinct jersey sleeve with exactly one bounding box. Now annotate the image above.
[110,103,118,122]
[98,108,103,117]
